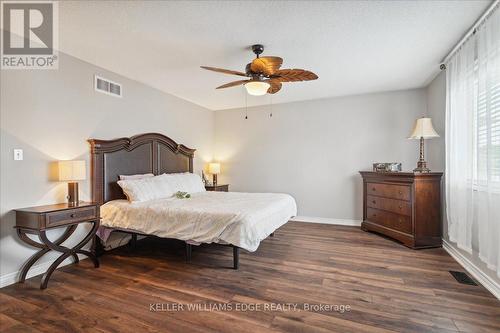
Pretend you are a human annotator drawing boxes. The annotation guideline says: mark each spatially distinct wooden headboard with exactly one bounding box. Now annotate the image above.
[88,133,195,204]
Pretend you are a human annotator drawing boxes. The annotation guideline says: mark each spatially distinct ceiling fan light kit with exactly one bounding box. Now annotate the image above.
[245,81,270,96]
[201,44,318,95]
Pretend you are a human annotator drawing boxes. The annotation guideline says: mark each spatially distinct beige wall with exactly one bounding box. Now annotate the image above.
[214,89,426,221]
[0,52,215,283]
[425,72,446,171]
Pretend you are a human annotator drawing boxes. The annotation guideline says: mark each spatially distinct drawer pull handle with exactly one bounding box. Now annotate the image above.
[398,191,402,195]
[372,214,377,217]
[70,213,76,218]
[372,188,376,191]
[372,200,376,204]
[398,205,402,209]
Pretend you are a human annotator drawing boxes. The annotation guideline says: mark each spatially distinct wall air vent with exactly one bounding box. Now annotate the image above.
[94,75,122,98]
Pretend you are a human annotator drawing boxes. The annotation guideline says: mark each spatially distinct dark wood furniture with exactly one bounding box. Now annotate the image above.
[205,184,229,192]
[14,202,100,289]
[88,133,240,269]
[359,171,443,249]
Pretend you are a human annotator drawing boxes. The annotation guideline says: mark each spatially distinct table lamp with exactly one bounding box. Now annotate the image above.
[208,162,220,186]
[58,160,86,205]
[408,117,439,172]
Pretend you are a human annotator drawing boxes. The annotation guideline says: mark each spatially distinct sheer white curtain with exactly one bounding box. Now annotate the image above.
[446,4,500,277]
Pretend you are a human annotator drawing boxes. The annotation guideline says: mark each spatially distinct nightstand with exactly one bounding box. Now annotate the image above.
[15,202,100,289]
[205,184,229,192]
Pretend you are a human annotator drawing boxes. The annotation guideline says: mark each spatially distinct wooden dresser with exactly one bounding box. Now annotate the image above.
[359,171,443,249]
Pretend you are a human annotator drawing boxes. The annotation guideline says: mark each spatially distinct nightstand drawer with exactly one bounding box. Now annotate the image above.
[46,206,97,228]
[367,195,411,216]
[366,208,412,234]
[366,182,410,201]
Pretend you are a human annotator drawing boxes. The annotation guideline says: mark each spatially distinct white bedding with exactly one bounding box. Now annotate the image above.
[100,191,297,252]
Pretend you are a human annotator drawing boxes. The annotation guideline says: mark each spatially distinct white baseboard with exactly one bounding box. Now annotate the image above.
[0,254,86,288]
[443,240,500,300]
[291,216,362,226]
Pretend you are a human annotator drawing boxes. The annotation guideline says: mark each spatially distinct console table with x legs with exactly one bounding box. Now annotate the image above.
[15,202,100,289]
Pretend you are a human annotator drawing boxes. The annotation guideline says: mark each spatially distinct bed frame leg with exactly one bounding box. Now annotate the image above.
[233,246,239,269]
[129,233,137,249]
[186,243,192,262]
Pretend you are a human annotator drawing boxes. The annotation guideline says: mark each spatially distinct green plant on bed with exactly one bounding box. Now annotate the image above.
[175,191,191,199]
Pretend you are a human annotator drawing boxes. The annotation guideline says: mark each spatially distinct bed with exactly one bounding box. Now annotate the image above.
[88,133,297,268]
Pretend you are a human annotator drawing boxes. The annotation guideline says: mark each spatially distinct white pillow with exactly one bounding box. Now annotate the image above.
[117,175,175,202]
[161,172,206,193]
[119,173,154,180]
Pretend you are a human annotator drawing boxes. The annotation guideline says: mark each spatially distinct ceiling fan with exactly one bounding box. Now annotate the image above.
[201,44,318,96]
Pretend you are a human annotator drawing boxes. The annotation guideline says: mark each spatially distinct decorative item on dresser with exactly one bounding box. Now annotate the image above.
[373,162,402,173]
[201,170,209,185]
[14,202,100,289]
[359,171,443,249]
[205,184,229,192]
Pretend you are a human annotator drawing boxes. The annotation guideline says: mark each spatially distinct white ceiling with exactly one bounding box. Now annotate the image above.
[59,0,491,110]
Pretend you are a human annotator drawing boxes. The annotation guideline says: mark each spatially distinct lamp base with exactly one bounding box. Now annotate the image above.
[67,182,79,206]
[212,174,217,187]
[413,161,430,173]
[414,137,431,173]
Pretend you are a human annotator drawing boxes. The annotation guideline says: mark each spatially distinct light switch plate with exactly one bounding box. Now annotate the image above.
[13,149,23,161]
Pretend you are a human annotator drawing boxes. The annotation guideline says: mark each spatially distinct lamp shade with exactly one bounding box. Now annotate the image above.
[208,162,221,175]
[408,117,440,139]
[245,81,270,96]
[58,160,86,181]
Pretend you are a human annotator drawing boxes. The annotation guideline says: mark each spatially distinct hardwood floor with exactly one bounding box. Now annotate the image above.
[1,222,499,333]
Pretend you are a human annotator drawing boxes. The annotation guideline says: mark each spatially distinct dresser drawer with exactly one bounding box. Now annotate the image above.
[366,208,412,234]
[46,206,97,228]
[367,195,411,216]
[366,182,410,201]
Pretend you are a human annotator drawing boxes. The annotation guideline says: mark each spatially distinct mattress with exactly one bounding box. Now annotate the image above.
[99,191,297,252]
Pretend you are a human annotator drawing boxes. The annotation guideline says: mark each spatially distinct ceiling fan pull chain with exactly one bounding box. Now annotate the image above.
[245,88,248,120]
[270,94,273,118]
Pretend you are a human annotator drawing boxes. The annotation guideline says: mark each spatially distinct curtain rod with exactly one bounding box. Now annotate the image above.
[440,0,499,69]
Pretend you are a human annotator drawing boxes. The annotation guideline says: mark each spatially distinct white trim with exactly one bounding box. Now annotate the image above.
[0,254,86,288]
[443,240,500,300]
[291,216,362,226]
